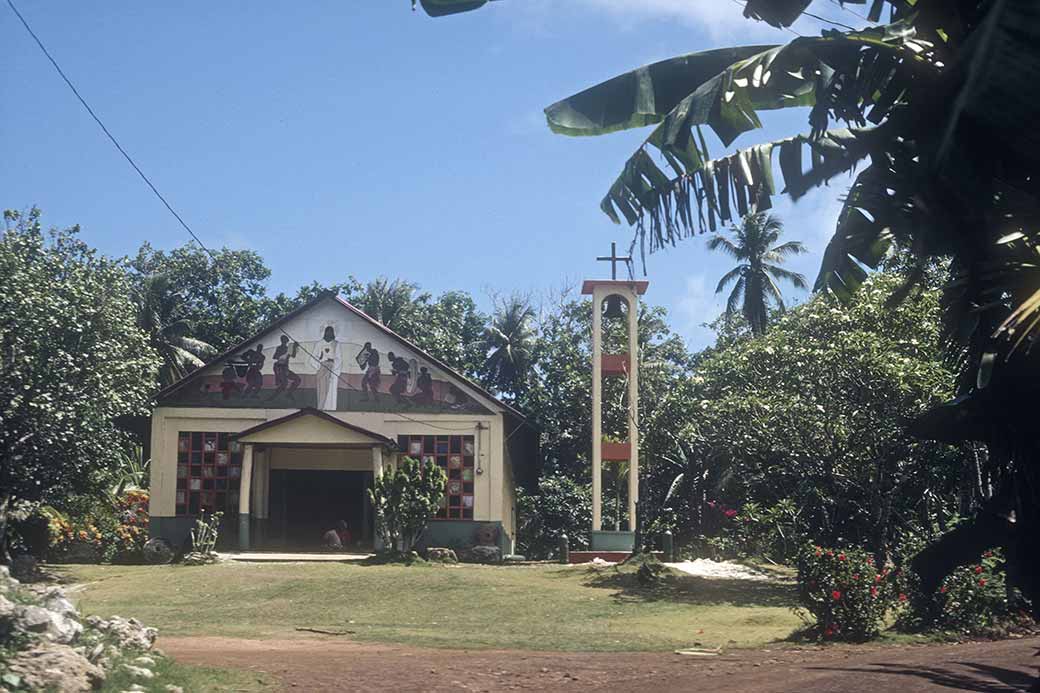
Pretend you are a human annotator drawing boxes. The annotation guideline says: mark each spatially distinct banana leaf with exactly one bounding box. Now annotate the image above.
[544,46,776,137]
[417,0,491,17]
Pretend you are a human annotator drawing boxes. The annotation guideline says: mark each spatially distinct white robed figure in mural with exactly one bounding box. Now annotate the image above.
[313,323,342,410]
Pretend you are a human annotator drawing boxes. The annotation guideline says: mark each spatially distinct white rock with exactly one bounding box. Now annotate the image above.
[133,655,156,666]
[122,664,155,679]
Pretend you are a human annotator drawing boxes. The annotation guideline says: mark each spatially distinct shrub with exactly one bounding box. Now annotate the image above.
[516,475,591,559]
[797,544,899,641]
[369,456,446,553]
[934,551,1011,633]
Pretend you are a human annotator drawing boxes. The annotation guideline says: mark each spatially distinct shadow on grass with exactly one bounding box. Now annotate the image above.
[577,564,800,608]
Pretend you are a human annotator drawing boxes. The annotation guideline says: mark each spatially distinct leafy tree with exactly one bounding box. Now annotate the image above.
[480,295,536,400]
[368,456,446,553]
[707,212,807,336]
[516,474,592,559]
[130,242,273,351]
[678,273,966,563]
[134,274,216,387]
[407,290,488,379]
[0,209,156,560]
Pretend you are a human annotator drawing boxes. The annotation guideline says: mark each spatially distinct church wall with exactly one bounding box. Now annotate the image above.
[148,405,506,540]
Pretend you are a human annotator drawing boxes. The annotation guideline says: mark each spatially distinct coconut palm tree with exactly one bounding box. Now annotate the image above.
[135,275,216,387]
[481,296,535,399]
[357,278,422,334]
[707,212,807,336]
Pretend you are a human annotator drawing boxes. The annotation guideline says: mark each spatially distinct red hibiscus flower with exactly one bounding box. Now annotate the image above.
[832,590,842,601]
[898,593,908,602]
[870,587,878,598]
[974,565,983,574]
[979,579,987,587]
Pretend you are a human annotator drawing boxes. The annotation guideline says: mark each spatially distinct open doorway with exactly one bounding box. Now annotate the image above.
[268,470,372,550]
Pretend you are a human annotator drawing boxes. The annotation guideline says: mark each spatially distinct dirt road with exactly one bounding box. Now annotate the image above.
[163,635,1040,692]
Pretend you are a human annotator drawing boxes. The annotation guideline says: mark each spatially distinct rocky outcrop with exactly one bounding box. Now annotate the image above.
[83,616,157,652]
[465,545,502,564]
[425,547,458,563]
[4,641,105,692]
[0,563,159,692]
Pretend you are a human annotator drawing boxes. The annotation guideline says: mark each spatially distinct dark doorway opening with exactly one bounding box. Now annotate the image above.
[268,469,372,550]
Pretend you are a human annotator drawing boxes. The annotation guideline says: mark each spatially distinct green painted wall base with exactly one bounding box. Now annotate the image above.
[590,530,635,552]
[150,515,240,552]
[418,521,512,556]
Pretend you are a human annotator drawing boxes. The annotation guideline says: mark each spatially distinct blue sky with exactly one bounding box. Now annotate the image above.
[2,1,859,350]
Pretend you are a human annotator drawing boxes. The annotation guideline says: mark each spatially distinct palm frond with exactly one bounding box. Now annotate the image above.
[715,265,745,294]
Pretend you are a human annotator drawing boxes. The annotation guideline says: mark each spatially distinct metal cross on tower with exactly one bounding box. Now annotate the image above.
[596,242,632,280]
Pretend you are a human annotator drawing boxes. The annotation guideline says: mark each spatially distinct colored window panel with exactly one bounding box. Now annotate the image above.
[176,431,243,517]
[399,435,476,520]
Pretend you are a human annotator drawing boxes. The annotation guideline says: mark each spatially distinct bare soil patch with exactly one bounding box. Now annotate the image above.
[162,634,1040,692]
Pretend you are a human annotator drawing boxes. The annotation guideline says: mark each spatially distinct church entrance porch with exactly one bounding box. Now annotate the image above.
[231,408,396,552]
[265,469,373,550]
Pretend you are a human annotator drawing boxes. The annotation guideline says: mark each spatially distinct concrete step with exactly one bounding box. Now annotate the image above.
[220,551,373,562]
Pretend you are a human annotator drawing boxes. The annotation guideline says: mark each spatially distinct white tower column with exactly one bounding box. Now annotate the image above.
[591,291,603,532]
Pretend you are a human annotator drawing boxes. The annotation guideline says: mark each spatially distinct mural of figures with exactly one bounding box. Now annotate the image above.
[270,335,301,401]
[164,301,492,415]
[313,324,342,410]
[416,366,434,405]
[242,344,266,397]
[357,342,381,402]
[387,351,410,405]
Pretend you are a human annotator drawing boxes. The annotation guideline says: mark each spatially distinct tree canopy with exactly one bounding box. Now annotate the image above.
[0,210,157,556]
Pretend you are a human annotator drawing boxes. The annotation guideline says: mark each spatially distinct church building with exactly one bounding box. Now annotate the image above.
[147,292,538,556]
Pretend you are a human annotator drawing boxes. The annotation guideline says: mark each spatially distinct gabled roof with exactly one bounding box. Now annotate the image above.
[155,291,535,429]
[233,407,397,447]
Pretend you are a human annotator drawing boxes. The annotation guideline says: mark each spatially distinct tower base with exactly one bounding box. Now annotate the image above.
[590,530,635,552]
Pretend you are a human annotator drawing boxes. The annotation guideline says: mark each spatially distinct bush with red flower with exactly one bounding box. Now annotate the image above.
[931,549,1016,634]
[797,544,898,640]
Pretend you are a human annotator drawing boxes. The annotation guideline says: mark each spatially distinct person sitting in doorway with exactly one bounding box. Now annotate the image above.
[321,520,353,551]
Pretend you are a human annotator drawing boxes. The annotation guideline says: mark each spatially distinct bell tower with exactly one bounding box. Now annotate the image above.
[583,243,648,553]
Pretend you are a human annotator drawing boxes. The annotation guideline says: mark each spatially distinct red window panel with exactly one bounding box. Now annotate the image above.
[397,435,475,520]
[176,431,242,517]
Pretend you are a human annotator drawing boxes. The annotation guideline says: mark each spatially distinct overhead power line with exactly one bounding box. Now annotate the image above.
[5,0,219,263]
[6,0,487,432]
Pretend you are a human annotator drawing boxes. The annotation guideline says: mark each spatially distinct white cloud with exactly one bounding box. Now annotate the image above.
[574,0,792,40]
[677,273,724,349]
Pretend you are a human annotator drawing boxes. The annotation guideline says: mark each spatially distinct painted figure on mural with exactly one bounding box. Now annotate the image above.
[387,351,411,404]
[242,344,266,397]
[358,342,382,401]
[415,366,434,405]
[270,335,301,400]
[220,362,244,400]
[314,325,342,410]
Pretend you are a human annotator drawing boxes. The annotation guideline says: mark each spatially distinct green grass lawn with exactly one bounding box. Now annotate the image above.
[58,561,805,652]
[99,655,272,693]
